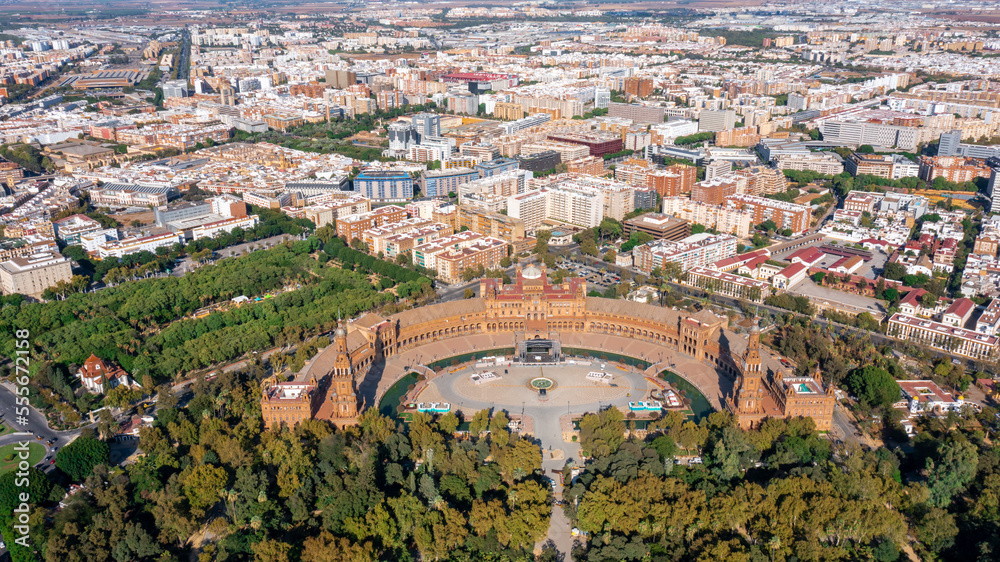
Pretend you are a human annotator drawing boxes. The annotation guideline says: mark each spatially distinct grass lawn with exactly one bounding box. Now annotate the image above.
[0,442,45,474]
[0,422,14,437]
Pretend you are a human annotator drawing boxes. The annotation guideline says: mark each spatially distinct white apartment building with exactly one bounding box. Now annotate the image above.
[543,185,604,229]
[633,233,738,274]
[507,189,549,231]
[661,197,752,238]
[79,229,120,253]
[650,119,698,141]
[458,170,530,204]
[773,153,845,175]
[0,251,72,297]
[53,214,104,244]
[97,232,185,260]
[819,120,922,151]
[543,174,635,221]
[192,214,260,240]
[521,142,589,163]
[500,113,551,135]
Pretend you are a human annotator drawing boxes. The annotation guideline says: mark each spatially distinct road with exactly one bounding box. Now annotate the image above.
[175,29,191,82]
[434,263,518,302]
[0,384,82,471]
[831,407,862,447]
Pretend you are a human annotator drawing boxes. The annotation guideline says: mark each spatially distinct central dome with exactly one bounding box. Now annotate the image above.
[522,265,542,279]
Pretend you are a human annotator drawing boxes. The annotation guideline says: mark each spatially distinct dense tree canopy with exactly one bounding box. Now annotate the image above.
[566,408,1000,562]
[55,435,110,482]
[846,365,901,409]
[0,234,432,422]
[23,365,551,562]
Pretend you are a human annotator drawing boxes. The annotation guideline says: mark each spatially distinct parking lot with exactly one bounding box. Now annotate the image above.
[789,278,886,315]
[554,258,621,291]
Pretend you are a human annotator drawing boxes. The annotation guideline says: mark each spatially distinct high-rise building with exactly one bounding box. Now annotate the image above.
[988,157,1000,214]
[624,77,654,98]
[515,150,561,172]
[917,156,992,183]
[507,190,548,231]
[594,87,611,109]
[844,153,895,178]
[219,85,237,106]
[325,70,358,89]
[609,102,665,124]
[493,101,525,120]
[724,194,812,234]
[420,168,480,198]
[699,110,737,132]
[411,113,441,141]
[388,121,417,152]
[353,170,414,202]
[162,80,189,99]
[566,155,605,176]
[938,130,962,157]
[661,197,753,238]
[691,177,740,205]
[705,161,732,181]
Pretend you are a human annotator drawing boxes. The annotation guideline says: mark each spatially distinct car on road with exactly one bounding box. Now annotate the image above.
[35,434,43,440]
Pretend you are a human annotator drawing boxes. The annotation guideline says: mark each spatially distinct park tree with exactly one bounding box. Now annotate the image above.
[926,439,978,508]
[883,262,907,281]
[920,292,938,308]
[0,467,53,517]
[579,408,626,458]
[598,218,623,243]
[469,409,490,436]
[56,435,110,482]
[705,426,758,481]
[183,464,228,513]
[845,365,900,409]
[534,230,552,255]
[663,261,684,283]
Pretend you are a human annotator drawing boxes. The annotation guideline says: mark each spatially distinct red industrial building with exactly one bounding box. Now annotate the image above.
[546,133,623,157]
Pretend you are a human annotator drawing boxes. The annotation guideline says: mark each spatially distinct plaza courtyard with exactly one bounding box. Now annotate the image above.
[422,363,651,414]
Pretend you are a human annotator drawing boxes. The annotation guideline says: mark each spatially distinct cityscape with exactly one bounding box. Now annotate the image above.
[1,0,1000,560]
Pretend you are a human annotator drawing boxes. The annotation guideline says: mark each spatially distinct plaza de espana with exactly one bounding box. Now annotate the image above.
[261,264,834,431]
